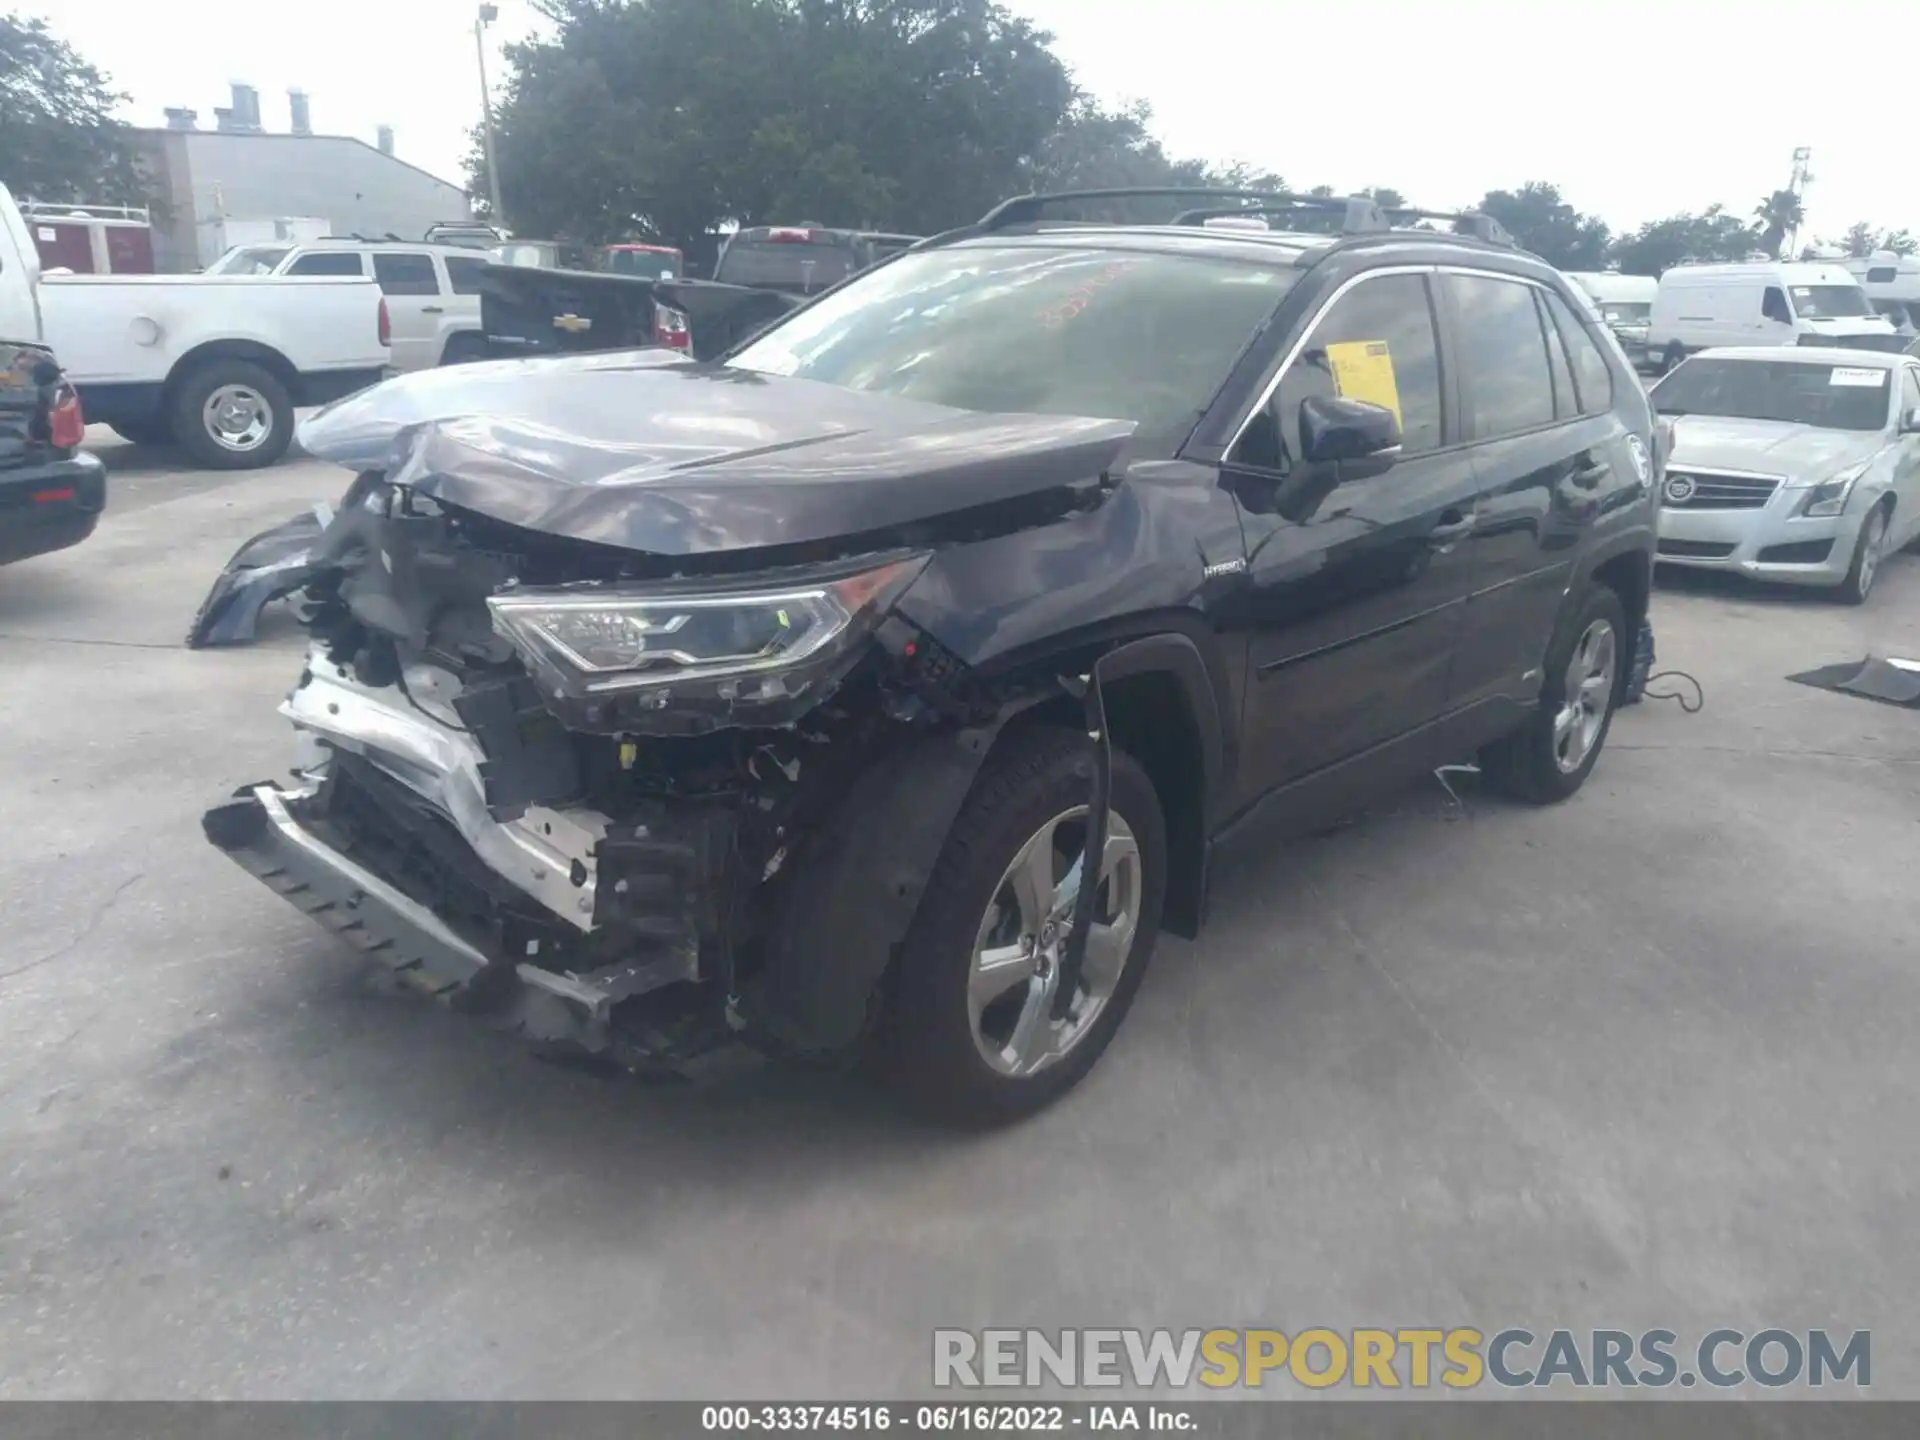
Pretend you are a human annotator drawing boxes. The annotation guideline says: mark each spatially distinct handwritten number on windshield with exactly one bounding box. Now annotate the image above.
[1037,261,1135,328]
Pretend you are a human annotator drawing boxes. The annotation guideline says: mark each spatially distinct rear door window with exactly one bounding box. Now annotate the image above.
[1444,273,1557,438]
[372,252,441,296]
[1542,289,1615,415]
[1762,287,1793,323]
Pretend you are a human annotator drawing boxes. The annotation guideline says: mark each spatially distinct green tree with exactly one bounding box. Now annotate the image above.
[1753,188,1804,259]
[1474,182,1610,269]
[0,13,145,205]
[1840,221,1917,258]
[1021,96,1210,194]
[484,0,1073,249]
[1609,205,1759,275]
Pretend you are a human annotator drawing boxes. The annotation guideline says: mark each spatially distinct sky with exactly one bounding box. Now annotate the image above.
[44,0,1920,249]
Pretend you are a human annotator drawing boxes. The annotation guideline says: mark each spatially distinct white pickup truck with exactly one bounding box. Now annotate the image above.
[1,184,390,469]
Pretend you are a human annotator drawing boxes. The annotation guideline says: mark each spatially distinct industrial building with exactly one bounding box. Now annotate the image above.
[133,84,472,271]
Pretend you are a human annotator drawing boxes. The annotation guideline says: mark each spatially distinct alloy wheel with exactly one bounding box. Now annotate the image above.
[967,806,1143,1078]
[1553,618,1616,774]
[202,383,273,453]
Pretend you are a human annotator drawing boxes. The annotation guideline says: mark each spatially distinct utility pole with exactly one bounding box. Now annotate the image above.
[475,3,505,225]
[1785,147,1813,256]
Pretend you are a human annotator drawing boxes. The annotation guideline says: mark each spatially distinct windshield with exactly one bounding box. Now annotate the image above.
[608,248,682,279]
[1651,358,1891,431]
[207,246,288,275]
[730,244,1296,454]
[715,239,860,295]
[1790,284,1873,318]
[1599,302,1651,324]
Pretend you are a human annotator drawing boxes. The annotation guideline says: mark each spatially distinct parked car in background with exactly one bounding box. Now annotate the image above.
[1649,347,1920,603]
[603,242,686,280]
[477,257,792,364]
[1845,252,1920,336]
[423,221,506,251]
[711,225,923,299]
[1648,262,1903,373]
[203,187,1655,1122]
[1564,271,1658,369]
[204,239,488,370]
[2,182,390,470]
[1,339,107,567]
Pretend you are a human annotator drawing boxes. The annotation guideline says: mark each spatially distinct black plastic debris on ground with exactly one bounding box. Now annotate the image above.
[1786,656,1920,708]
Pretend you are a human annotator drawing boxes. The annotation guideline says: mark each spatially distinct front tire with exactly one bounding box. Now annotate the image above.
[1836,501,1890,606]
[1661,343,1687,375]
[171,359,294,470]
[1480,585,1627,804]
[878,728,1167,1126]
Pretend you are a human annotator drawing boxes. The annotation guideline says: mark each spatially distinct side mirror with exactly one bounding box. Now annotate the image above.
[1901,406,1920,435]
[1299,394,1402,467]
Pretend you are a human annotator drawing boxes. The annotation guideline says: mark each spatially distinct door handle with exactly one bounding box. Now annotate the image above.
[421,305,445,314]
[1426,507,1475,546]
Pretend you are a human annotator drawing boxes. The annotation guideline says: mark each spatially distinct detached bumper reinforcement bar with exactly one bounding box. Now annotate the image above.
[203,782,743,1073]
[204,782,495,996]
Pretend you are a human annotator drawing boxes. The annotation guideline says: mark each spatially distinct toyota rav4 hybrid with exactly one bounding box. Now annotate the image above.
[203,189,1658,1123]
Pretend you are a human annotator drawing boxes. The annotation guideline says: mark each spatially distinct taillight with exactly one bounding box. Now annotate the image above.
[652,304,692,351]
[767,228,816,243]
[49,385,85,450]
[378,297,391,348]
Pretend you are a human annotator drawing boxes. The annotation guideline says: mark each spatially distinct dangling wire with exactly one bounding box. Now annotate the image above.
[1642,669,1705,713]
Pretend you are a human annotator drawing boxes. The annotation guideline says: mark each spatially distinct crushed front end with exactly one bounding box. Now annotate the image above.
[201,361,1131,1074]
[203,485,969,1072]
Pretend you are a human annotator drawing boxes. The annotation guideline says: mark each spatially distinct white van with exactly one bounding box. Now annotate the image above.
[1648,261,1900,371]
[1845,252,1920,336]
[1564,271,1658,368]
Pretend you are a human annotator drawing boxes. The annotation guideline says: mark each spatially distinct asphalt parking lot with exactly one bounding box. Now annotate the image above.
[3,431,1918,1400]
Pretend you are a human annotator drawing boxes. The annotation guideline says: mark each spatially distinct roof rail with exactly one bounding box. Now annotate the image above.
[22,200,152,225]
[972,187,1513,247]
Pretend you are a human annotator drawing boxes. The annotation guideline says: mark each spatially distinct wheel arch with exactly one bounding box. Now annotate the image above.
[744,630,1230,1055]
[999,633,1223,940]
[163,339,299,405]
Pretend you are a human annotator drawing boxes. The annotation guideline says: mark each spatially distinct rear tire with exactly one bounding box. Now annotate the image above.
[1836,500,1890,606]
[171,359,294,470]
[1480,585,1627,804]
[876,728,1167,1127]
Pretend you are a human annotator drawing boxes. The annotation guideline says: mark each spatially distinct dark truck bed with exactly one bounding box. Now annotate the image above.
[478,263,800,363]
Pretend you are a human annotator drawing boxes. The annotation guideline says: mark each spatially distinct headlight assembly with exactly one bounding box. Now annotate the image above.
[1800,463,1869,518]
[488,553,929,727]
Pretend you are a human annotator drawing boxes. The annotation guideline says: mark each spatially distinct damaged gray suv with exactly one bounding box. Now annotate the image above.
[204,188,1658,1123]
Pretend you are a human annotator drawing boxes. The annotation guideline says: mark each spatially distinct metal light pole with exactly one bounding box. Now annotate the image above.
[475,3,505,224]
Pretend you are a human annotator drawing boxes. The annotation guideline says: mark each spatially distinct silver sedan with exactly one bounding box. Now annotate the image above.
[1649,346,1920,603]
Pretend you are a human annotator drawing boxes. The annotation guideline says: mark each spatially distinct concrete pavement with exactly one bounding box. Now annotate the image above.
[1,433,1917,1398]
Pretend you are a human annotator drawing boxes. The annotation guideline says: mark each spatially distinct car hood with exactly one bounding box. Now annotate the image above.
[295,349,1135,556]
[1665,416,1885,485]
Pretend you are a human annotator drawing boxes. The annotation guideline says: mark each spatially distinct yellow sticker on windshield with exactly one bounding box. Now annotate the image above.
[1325,340,1403,425]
